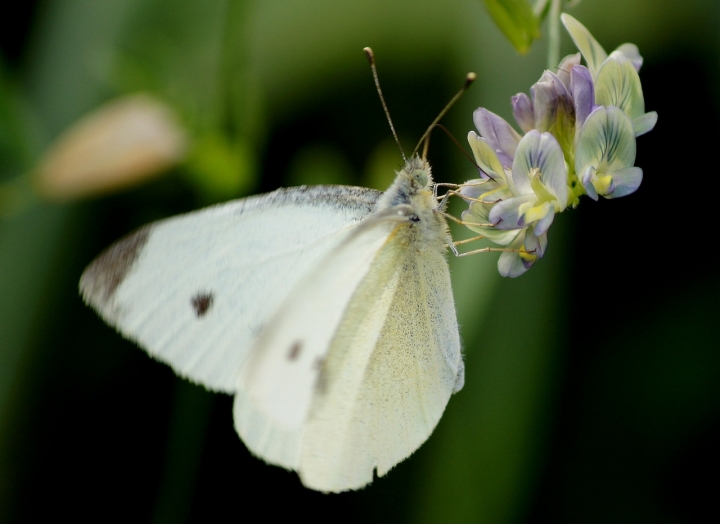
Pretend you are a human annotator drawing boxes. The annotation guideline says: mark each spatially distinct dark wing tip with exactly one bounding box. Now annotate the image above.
[79,225,153,310]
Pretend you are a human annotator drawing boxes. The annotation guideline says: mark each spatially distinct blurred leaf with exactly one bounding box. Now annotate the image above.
[0,204,76,517]
[0,60,39,178]
[25,0,136,136]
[112,0,262,201]
[184,133,256,201]
[533,0,551,19]
[0,62,37,217]
[33,94,188,201]
[114,0,228,132]
[248,0,464,117]
[481,0,541,54]
[286,144,355,186]
[1,0,140,518]
[0,177,36,218]
[220,0,266,143]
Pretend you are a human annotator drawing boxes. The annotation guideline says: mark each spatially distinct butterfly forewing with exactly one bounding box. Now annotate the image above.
[80,186,381,393]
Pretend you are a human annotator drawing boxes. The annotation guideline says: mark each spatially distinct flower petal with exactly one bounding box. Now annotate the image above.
[529,70,575,152]
[458,178,513,202]
[468,131,507,181]
[632,111,658,137]
[498,251,528,277]
[561,13,608,78]
[530,72,554,132]
[489,193,536,229]
[465,213,521,245]
[606,166,643,198]
[465,200,492,222]
[518,200,550,227]
[594,55,645,121]
[462,209,488,234]
[479,184,514,203]
[512,93,535,133]
[485,228,522,245]
[532,206,555,237]
[525,229,548,259]
[498,232,530,277]
[613,44,643,71]
[571,65,595,132]
[461,205,520,244]
[581,166,599,201]
[458,178,487,200]
[512,130,568,205]
[575,106,636,176]
[473,108,521,167]
[556,53,581,87]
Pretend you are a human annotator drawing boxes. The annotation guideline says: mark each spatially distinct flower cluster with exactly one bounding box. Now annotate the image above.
[460,14,657,277]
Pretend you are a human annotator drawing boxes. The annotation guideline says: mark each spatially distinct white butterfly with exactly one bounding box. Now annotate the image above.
[80,155,464,493]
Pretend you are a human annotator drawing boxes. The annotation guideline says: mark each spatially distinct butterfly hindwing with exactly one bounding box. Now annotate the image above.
[298,239,462,492]
[234,208,412,470]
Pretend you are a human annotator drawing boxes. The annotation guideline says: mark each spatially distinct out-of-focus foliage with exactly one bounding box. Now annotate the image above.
[33,94,188,200]
[481,0,542,53]
[1,1,719,523]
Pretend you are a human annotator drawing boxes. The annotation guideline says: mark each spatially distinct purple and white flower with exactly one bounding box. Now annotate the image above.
[576,106,642,200]
[462,128,568,277]
[562,13,658,137]
[457,13,656,277]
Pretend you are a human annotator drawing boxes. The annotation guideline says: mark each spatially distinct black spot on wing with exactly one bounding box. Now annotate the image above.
[191,292,214,317]
[79,225,152,306]
[287,341,303,361]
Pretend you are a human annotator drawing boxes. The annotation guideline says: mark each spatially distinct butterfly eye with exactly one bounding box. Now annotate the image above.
[412,169,429,187]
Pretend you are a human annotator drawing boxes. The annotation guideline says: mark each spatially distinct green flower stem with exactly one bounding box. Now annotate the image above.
[533,0,550,16]
[547,0,562,70]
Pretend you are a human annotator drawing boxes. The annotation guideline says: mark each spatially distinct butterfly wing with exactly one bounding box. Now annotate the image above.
[232,207,462,491]
[299,242,462,492]
[80,185,381,393]
[234,207,413,470]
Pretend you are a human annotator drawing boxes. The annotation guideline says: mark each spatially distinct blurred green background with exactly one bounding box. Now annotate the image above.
[1,0,718,522]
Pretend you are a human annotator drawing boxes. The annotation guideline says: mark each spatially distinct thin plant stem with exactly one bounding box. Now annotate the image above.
[547,0,562,70]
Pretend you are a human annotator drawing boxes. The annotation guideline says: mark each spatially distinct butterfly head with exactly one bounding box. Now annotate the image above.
[376,155,436,212]
[403,155,432,190]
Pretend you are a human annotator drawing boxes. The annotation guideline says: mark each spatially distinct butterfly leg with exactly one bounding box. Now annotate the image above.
[445,234,483,257]
[453,246,520,257]
[436,210,494,229]
[433,182,460,200]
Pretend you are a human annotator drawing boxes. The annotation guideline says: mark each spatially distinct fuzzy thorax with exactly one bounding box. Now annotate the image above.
[376,156,449,253]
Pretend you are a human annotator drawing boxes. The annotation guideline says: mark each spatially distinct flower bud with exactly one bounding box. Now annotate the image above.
[34,94,188,200]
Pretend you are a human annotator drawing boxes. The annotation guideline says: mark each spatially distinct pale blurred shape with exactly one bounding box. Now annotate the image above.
[34,94,188,200]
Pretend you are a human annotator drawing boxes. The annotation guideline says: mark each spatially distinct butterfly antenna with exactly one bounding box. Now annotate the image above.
[363,47,407,163]
[412,72,477,159]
